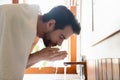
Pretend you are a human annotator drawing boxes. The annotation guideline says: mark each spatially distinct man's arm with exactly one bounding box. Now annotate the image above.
[26,51,42,68]
[26,36,40,68]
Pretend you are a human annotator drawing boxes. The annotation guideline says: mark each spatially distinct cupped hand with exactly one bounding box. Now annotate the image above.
[37,47,68,61]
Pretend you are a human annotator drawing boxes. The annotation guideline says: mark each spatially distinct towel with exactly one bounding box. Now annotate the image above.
[0,4,40,80]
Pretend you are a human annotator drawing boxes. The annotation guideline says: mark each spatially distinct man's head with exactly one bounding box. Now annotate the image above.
[41,5,81,47]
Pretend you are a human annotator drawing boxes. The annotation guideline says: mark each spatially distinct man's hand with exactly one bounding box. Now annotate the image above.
[27,47,67,68]
[38,47,68,61]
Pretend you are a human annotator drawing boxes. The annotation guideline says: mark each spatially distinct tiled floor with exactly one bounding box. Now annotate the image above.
[23,74,84,80]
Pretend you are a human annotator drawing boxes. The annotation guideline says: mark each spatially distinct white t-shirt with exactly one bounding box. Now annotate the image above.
[0,4,40,80]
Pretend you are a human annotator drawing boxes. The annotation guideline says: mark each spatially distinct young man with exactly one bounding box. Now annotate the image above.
[0,4,81,80]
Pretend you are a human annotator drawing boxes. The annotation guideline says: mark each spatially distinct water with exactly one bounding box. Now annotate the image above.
[55,67,58,75]
[54,66,67,80]
[64,65,67,80]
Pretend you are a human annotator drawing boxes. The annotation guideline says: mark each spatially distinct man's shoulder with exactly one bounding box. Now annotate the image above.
[0,4,40,9]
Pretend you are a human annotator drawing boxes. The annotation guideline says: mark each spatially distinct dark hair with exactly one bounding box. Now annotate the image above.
[42,5,81,34]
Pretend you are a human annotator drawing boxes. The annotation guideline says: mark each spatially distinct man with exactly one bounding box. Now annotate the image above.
[0,4,81,80]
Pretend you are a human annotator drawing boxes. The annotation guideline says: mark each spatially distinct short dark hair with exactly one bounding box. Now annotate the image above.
[42,5,81,34]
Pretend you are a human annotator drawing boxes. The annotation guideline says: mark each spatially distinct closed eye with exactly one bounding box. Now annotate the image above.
[59,34,65,40]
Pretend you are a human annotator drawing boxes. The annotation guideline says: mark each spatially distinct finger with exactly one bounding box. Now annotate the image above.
[58,51,67,55]
[50,51,68,58]
[51,53,67,61]
[46,47,60,51]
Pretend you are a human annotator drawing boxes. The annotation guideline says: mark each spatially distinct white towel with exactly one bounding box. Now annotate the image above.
[0,4,40,80]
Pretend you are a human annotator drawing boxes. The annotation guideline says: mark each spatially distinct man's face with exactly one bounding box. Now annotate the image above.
[42,26,73,47]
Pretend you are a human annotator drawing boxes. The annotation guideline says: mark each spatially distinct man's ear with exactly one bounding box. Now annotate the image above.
[47,19,56,31]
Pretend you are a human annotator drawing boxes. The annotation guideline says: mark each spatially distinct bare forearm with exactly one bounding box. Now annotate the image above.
[26,51,43,68]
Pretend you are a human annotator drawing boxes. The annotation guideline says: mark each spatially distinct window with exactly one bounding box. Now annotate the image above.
[21,0,80,74]
[23,0,70,68]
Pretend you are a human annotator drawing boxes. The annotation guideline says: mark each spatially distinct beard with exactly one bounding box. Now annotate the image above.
[42,33,51,47]
[42,33,57,47]
[43,38,51,47]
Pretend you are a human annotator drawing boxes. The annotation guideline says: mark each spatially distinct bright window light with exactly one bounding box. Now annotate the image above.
[23,0,67,14]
